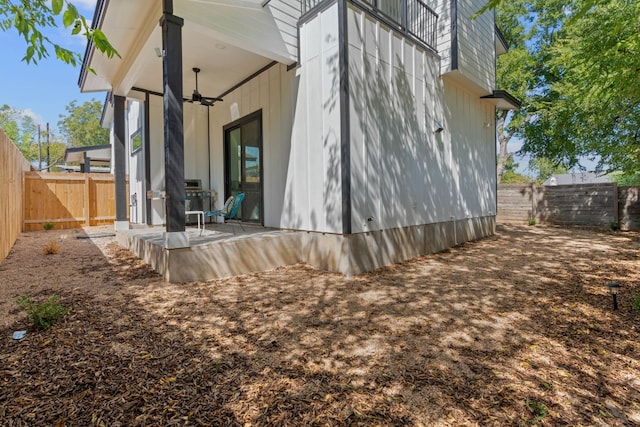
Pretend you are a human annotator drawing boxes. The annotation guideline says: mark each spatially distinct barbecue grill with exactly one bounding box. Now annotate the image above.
[184,179,214,224]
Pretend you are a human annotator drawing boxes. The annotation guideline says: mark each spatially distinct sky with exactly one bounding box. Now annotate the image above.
[0,0,103,136]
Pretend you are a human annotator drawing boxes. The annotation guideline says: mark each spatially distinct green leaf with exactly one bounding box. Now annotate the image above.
[71,21,81,35]
[25,45,35,63]
[52,0,64,15]
[62,5,78,28]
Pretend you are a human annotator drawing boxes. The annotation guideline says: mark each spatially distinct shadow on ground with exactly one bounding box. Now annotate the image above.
[1,225,639,426]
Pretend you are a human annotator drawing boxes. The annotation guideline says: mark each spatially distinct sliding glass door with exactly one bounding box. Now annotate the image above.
[224,110,263,224]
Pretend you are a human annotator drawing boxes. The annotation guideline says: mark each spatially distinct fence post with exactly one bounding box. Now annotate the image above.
[531,183,537,222]
[84,173,91,226]
[612,182,619,227]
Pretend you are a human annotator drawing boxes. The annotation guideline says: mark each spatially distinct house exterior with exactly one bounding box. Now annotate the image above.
[79,0,518,279]
[543,172,611,186]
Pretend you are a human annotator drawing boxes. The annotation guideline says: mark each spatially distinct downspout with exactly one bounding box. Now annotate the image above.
[144,91,152,225]
[207,105,212,214]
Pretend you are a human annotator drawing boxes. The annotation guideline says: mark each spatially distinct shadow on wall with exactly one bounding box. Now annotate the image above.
[347,10,493,233]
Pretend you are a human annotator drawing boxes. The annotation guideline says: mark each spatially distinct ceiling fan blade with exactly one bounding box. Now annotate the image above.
[189,68,223,106]
[202,96,224,103]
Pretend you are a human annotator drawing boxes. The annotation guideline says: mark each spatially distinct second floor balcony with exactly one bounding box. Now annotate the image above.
[302,0,438,52]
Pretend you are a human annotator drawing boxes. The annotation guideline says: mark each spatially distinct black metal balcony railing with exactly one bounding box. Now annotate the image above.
[301,0,438,52]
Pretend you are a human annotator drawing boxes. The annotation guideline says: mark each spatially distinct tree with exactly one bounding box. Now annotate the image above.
[0,103,39,162]
[528,157,568,185]
[494,0,567,183]
[494,0,640,178]
[500,155,532,184]
[58,99,109,147]
[521,0,640,174]
[608,172,640,187]
[0,0,118,67]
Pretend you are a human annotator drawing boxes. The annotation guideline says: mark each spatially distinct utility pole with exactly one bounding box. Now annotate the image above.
[38,125,42,171]
[46,122,50,172]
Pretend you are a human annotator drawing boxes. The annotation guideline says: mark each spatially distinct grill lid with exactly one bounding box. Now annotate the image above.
[184,179,202,190]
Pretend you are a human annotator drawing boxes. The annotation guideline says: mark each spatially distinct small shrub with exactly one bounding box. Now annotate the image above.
[609,221,620,231]
[43,222,55,230]
[43,240,60,255]
[528,218,537,226]
[16,294,69,329]
[632,293,640,313]
[526,398,548,423]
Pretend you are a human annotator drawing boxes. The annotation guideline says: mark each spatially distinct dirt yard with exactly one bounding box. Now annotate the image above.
[1,224,639,426]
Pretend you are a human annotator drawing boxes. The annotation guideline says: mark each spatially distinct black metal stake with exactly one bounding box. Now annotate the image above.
[607,282,621,311]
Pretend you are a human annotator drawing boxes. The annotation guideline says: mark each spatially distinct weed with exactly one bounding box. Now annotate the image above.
[16,294,69,329]
[528,218,537,226]
[43,222,55,230]
[526,398,548,423]
[43,240,60,255]
[632,293,640,313]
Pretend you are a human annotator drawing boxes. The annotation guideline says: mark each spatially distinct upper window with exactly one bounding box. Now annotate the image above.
[127,100,144,154]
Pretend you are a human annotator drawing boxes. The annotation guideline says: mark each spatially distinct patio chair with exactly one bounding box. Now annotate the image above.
[204,193,245,222]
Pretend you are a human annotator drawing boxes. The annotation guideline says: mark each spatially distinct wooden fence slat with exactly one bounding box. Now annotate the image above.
[1,129,32,263]
[23,171,123,231]
[498,183,640,230]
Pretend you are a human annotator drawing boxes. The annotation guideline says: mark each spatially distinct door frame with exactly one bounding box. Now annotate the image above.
[223,109,264,224]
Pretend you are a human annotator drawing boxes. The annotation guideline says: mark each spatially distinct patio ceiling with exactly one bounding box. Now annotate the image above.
[80,0,295,99]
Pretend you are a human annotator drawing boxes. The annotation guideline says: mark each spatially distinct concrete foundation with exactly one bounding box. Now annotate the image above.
[117,216,495,282]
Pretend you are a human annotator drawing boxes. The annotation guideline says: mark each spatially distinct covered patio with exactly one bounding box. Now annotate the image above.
[80,0,299,248]
[116,223,301,282]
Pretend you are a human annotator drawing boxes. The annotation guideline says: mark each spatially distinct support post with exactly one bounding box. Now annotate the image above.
[612,182,619,229]
[84,173,91,227]
[113,95,129,231]
[160,0,188,248]
[144,92,152,225]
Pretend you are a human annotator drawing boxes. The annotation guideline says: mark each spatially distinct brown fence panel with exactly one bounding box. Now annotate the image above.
[0,129,32,262]
[497,184,534,224]
[536,184,617,228]
[23,172,118,231]
[618,187,640,231]
[498,183,640,229]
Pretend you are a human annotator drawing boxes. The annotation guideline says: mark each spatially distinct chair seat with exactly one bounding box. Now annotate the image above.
[204,193,245,221]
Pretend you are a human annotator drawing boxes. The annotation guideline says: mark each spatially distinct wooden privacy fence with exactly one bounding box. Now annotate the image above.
[498,183,640,230]
[23,172,119,231]
[1,129,32,262]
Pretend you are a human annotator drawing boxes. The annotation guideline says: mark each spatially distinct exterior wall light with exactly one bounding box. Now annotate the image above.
[607,281,621,311]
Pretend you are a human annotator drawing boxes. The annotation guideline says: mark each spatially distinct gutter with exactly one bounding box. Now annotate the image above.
[77,0,110,90]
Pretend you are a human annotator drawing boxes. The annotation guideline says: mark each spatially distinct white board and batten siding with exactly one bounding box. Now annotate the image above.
[455,0,494,93]
[183,103,211,190]
[435,0,495,94]
[209,63,305,231]
[347,5,496,234]
[147,94,166,225]
[287,3,344,234]
[126,100,145,224]
[434,0,452,74]
[444,81,496,219]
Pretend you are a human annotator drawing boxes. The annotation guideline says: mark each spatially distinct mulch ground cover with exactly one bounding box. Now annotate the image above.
[1,224,640,426]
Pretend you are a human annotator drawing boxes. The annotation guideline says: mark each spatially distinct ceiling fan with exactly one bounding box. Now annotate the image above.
[186,67,223,106]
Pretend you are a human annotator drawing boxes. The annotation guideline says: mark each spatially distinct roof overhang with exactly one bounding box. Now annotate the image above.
[78,0,296,98]
[495,25,508,56]
[481,90,521,110]
[64,144,112,165]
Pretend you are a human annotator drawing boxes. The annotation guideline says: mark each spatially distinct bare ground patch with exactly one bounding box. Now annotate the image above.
[1,224,640,426]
